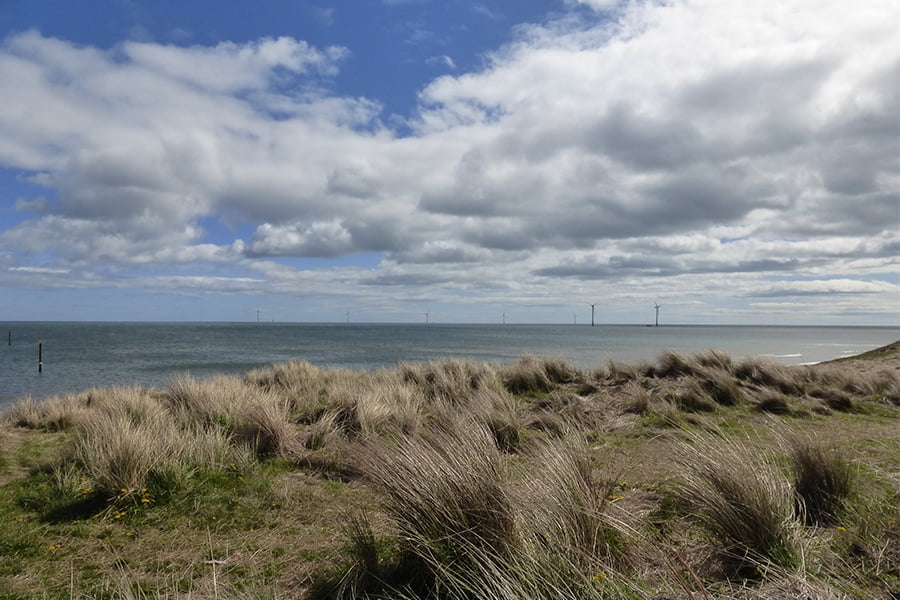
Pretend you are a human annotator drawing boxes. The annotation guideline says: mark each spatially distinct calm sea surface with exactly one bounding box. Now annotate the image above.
[1,322,897,408]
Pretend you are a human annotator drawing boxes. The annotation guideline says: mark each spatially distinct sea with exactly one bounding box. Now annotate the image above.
[1,322,897,409]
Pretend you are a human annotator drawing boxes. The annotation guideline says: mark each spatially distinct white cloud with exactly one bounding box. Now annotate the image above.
[0,0,898,323]
[123,36,348,92]
[426,55,456,70]
[9,266,69,274]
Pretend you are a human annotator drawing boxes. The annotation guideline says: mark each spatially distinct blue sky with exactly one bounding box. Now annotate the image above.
[0,0,898,324]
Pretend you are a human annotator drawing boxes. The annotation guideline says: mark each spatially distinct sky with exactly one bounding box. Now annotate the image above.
[0,0,898,325]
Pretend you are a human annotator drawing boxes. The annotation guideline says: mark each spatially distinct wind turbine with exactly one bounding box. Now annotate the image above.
[590,303,596,327]
[424,311,430,324]
[654,302,663,327]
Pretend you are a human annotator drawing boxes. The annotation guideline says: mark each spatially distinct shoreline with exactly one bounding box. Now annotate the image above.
[2,324,897,408]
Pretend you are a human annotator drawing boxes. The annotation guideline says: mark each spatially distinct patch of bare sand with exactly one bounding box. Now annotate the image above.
[820,340,900,377]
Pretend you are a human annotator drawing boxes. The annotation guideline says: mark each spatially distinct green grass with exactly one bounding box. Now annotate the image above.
[828,340,899,362]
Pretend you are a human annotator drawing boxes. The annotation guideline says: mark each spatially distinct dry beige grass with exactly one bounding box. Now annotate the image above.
[674,431,802,572]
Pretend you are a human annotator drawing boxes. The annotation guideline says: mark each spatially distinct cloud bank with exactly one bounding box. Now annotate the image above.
[1,0,898,323]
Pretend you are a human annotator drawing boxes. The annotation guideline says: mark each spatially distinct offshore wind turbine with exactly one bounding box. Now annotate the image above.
[590,303,596,327]
[654,302,663,327]
[423,311,430,324]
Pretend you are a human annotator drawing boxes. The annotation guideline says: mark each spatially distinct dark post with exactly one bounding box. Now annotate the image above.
[38,340,43,373]
[7,329,10,346]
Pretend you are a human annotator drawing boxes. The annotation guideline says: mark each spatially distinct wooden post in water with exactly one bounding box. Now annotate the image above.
[38,340,43,373]
[7,329,10,346]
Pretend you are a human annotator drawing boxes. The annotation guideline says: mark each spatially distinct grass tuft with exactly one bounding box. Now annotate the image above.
[675,432,801,573]
[674,380,718,413]
[358,422,518,564]
[651,350,698,378]
[756,392,792,415]
[502,356,555,396]
[787,436,855,526]
[697,368,743,406]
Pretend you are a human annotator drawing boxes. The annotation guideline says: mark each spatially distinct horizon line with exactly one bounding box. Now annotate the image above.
[1,320,896,329]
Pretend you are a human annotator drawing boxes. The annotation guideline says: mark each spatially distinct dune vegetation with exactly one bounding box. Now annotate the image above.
[0,343,898,599]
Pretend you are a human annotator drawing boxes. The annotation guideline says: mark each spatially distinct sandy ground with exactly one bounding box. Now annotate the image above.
[821,340,899,377]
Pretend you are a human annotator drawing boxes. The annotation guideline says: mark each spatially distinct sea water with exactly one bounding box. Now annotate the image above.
[1,322,897,408]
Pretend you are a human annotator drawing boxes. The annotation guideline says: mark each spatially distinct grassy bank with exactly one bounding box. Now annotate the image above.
[0,344,898,599]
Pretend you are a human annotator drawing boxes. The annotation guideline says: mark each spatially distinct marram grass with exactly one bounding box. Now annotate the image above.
[0,343,897,599]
